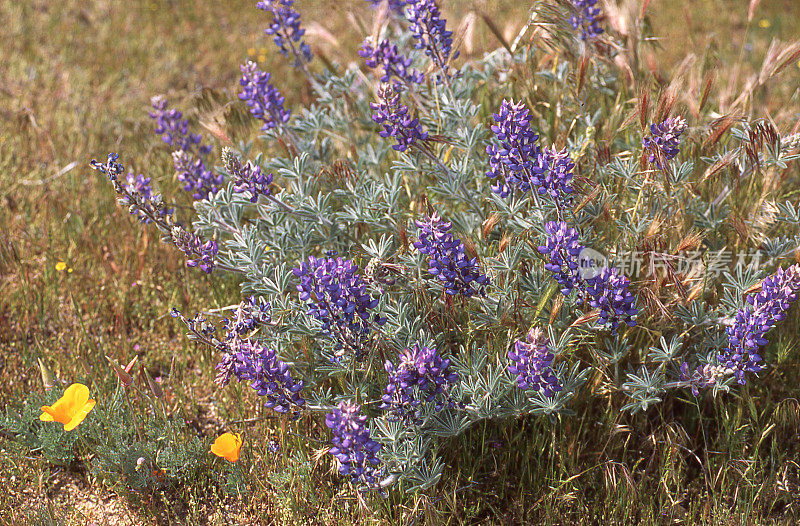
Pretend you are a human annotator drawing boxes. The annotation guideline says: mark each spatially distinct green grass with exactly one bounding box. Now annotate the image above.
[1,0,800,524]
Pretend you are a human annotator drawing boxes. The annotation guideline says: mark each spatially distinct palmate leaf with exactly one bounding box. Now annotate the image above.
[647,335,683,365]
[622,365,666,414]
[406,455,445,492]
[425,409,471,438]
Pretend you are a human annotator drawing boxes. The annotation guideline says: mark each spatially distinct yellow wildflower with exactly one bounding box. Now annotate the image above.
[40,383,96,431]
[758,19,771,28]
[55,261,67,271]
[211,432,243,462]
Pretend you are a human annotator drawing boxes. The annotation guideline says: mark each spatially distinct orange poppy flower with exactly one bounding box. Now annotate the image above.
[39,383,96,431]
[211,432,243,463]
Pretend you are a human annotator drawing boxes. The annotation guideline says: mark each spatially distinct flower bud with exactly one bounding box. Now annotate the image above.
[106,355,134,387]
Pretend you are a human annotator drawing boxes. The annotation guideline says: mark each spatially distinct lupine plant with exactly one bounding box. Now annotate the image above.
[569,0,603,41]
[89,0,800,498]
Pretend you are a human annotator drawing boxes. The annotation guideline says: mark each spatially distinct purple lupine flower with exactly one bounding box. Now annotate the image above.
[170,307,220,345]
[486,99,546,198]
[124,173,173,223]
[149,96,211,154]
[233,161,273,203]
[583,267,638,334]
[370,84,428,152]
[125,173,154,200]
[91,153,173,226]
[380,344,459,422]
[405,0,457,80]
[325,401,382,486]
[171,150,225,201]
[171,304,302,413]
[171,228,218,274]
[214,339,305,413]
[537,221,584,296]
[223,296,272,339]
[224,151,273,203]
[268,439,281,453]
[359,39,424,89]
[92,152,125,182]
[256,0,312,68]
[364,0,408,14]
[679,362,729,396]
[414,212,490,298]
[569,0,603,41]
[292,255,386,360]
[149,96,221,200]
[537,222,636,333]
[642,116,687,169]
[535,147,575,207]
[719,264,800,384]
[238,61,291,131]
[507,327,562,396]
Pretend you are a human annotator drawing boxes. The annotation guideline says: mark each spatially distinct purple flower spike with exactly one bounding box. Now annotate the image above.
[569,0,604,41]
[91,153,173,225]
[239,61,291,132]
[679,362,729,396]
[171,150,224,201]
[215,340,305,413]
[642,116,687,169]
[293,255,386,361]
[537,222,637,333]
[584,267,638,335]
[149,96,221,200]
[233,160,273,203]
[149,96,211,154]
[256,0,312,68]
[325,401,382,486]
[359,38,424,89]
[537,221,584,296]
[124,173,173,223]
[381,344,459,422]
[370,84,428,152]
[536,147,575,207]
[223,296,272,340]
[364,0,408,14]
[405,0,457,81]
[414,212,490,298]
[720,264,800,384]
[224,152,273,203]
[508,327,562,396]
[172,229,218,274]
[486,99,546,198]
